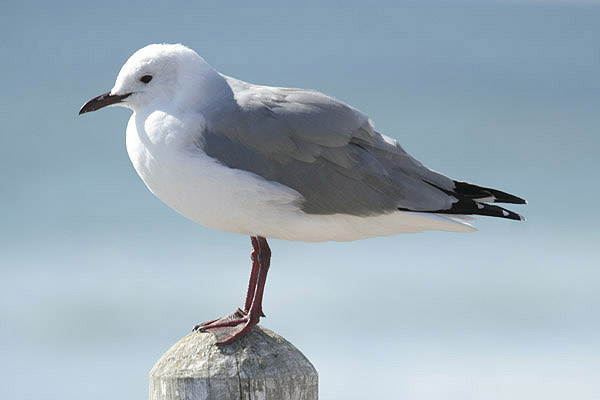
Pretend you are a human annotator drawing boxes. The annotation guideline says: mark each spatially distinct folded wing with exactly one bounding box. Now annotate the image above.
[200,81,525,220]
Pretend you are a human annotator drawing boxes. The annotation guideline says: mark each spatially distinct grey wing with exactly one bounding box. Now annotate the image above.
[200,83,524,219]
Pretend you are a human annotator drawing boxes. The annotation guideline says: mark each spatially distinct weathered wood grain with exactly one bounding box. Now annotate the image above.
[149,325,318,400]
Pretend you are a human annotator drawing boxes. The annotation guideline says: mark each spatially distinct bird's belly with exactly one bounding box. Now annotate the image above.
[126,135,306,236]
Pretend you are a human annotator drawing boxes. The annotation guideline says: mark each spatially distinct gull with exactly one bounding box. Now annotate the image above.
[79,44,526,345]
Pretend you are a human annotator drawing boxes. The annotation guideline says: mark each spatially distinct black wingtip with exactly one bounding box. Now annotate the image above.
[399,180,526,221]
[457,199,525,221]
[399,199,525,221]
[453,181,526,205]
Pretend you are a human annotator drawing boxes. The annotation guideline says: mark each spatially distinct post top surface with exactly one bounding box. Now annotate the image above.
[150,325,318,380]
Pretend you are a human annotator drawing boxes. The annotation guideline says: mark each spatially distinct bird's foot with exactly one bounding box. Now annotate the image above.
[193,308,261,345]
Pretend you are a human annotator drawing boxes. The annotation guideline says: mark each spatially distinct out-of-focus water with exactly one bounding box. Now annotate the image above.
[1,1,599,399]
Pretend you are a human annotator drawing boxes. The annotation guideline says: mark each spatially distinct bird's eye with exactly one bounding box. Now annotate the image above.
[140,75,153,84]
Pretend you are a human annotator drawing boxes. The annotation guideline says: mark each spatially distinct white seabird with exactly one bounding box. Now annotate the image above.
[80,43,525,344]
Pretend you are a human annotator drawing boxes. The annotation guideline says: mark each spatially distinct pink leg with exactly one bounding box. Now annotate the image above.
[243,237,260,313]
[194,236,271,345]
[249,237,270,318]
[194,238,262,327]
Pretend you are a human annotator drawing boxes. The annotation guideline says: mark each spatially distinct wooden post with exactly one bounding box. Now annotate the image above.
[149,325,318,400]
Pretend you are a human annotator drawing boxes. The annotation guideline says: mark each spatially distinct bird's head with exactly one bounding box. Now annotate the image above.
[79,43,219,115]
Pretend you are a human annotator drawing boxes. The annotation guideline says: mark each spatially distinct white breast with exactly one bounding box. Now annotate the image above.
[125,111,305,237]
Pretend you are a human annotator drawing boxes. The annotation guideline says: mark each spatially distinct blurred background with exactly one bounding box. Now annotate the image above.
[1,1,599,399]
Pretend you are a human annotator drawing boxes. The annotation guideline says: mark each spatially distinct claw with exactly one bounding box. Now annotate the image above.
[193,317,220,331]
[195,309,259,345]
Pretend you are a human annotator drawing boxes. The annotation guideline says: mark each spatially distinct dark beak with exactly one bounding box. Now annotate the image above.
[79,92,131,115]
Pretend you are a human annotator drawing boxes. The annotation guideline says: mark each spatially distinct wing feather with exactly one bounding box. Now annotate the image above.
[200,79,523,219]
